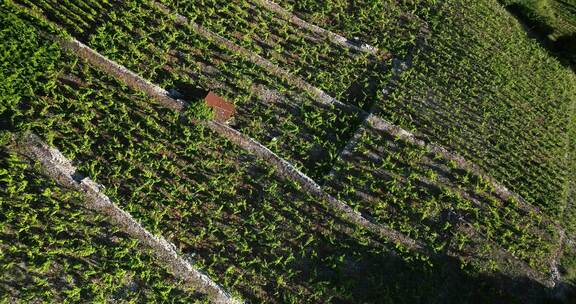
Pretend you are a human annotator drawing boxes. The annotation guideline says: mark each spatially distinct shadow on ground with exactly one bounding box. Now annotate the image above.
[503,3,576,71]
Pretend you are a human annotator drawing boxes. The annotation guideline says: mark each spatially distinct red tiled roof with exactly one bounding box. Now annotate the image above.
[205,92,235,122]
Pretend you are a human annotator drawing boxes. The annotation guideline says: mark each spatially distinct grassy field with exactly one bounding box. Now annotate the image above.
[1,0,575,302]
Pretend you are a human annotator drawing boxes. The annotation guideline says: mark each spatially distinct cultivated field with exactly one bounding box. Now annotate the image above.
[1,0,575,303]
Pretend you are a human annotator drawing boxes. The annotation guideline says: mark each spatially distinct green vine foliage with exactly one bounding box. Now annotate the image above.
[1,0,575,302]
[0,149,208,303]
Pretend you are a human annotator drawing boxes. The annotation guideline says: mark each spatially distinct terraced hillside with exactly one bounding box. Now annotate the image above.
[0,149,209,303]
[1,0,575,303]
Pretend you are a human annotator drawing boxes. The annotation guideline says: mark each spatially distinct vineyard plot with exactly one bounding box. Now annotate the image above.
[323,122,559,280]
[14,0,368,180]
[373,0,576,216]
[269,0,576,221]
[54,34,424,256]
[271,0,424,57]
[14,132,239,304]
[7,47,425,302]
[155,0,396,104]
[3,0,576,302]
[4,13,552,296]
[0,10,417,302]
[0,150,207,303]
